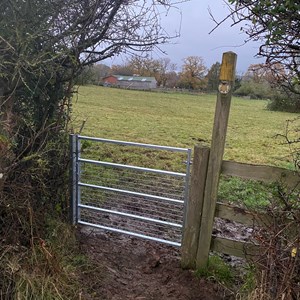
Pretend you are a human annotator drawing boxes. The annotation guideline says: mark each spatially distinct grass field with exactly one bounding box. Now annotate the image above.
[73,85,297,168]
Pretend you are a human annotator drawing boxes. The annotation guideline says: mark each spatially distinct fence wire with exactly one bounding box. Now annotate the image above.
[75,136,191,246]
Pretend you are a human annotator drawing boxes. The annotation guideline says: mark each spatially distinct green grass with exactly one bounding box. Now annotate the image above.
[218,176,274,209]
[195,255,234,286]
[73,85,296,168]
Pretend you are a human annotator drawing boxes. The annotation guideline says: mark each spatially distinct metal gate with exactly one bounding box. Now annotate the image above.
[70,135,191,246]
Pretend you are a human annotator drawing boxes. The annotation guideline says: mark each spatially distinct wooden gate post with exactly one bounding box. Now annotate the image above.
[196,52,237,268]
[181,145,210,269]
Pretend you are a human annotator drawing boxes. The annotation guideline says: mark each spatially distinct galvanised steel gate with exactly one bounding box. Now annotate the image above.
[70,135,191,246]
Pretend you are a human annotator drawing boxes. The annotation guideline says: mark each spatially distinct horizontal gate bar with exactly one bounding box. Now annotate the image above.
[79,182,184,204]
[78,135,190,153]
[79,158,186,177]
[79,204,182,228]
[78,220,181,247]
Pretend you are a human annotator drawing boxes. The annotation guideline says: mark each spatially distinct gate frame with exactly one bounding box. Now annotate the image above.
[70,134,192,246]
[69,134,77,225]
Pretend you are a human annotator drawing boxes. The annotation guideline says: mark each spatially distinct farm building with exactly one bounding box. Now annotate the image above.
[102,75,157,90]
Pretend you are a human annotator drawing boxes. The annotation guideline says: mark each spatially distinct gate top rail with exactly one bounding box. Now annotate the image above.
[78,135,191,153]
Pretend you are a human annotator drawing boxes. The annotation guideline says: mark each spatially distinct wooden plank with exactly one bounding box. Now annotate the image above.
[215,202,255,226]
[215,202,272,227]
[196,52,237,269]
[210,236,259,259]
[222,160,300,189]
[181,146,210,269]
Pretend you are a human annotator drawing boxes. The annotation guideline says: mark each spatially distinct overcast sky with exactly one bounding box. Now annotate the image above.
[108,0,264,74]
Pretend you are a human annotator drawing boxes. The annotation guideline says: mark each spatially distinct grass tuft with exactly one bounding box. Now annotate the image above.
[195,255,234,286]
[218,176,273,209]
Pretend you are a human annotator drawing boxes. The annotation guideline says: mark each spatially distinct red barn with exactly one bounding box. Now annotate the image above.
[102,75,118,85]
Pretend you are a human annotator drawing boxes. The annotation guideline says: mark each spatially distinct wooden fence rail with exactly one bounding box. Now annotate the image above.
[222,160,299,189]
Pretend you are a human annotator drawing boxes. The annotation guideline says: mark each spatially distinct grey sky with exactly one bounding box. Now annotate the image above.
[109,0,264,73]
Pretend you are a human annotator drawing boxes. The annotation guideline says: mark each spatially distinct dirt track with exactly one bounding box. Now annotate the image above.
[78,227,231,300]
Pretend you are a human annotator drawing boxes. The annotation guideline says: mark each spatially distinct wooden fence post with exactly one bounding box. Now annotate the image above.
[181,146,210,269]
[196,52,237,268]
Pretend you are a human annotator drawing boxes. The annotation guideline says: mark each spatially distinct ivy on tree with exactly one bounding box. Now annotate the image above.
[0,0,182,171]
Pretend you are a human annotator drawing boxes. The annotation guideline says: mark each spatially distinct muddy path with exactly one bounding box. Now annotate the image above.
[78,227,232,300]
